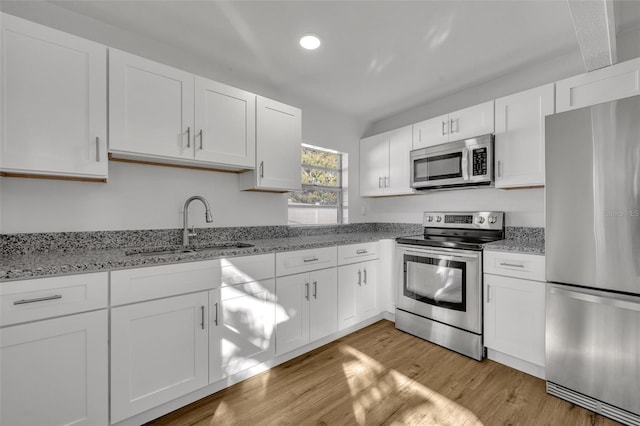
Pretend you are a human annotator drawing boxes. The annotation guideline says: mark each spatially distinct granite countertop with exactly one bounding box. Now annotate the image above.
[0,230,412,281]
[483,239,545,255]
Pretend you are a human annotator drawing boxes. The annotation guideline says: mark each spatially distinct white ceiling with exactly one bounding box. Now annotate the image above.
[22,1,640,123]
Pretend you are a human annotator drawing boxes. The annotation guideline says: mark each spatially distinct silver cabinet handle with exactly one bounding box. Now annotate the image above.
[450,118,458,133]
[487,285,491,303]
[357,269,362,286]
[313,281,317,299]
[363,268,367,285]
[441,120,448,136]
[378,177,382,188]
[305,282,310,301]
[259,161,264,178]
[303,257,319,263]
[214,302,218,326]
[198,129,203,150]
[499,262,525,268]
[356,249,368,254]
[384,176,389,187]
[497,160,502,178]
[200,305,205,330]
[13,294,62,305]
[186,127,191,148]
[95,137,100,162]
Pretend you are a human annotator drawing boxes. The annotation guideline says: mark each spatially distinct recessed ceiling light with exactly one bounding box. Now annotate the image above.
[299,33,321,50]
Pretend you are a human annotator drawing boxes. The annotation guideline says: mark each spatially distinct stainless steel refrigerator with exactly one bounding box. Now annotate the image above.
[545,94,640,426]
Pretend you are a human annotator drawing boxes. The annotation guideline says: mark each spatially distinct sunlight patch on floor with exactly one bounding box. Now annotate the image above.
[340,344,484,425]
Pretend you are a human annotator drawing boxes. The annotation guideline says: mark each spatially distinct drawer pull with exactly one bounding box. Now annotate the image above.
[303,257,319,263]
[13,295,62,305]
[356,249,368,254]
[499,262,525,268]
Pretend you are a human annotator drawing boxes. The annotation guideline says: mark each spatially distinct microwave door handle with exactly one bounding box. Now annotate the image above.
[461,148,470,181]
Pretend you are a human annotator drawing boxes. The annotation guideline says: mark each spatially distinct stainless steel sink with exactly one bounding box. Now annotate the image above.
[126,242,254,256]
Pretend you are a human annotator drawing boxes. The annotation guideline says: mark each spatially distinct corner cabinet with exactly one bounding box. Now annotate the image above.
[494,83,554,188]
[412,101,494,149]
[483,251,546,379]
[109,49,256,171]
[0,13,108,181]
[239,96,302,192]
[359,125,414,197]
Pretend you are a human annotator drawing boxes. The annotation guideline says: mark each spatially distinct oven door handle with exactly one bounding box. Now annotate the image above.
[461,147,470,181]
[400,247,480,261]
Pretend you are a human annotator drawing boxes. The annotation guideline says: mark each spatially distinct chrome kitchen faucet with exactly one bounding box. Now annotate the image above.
[183,196,213,246]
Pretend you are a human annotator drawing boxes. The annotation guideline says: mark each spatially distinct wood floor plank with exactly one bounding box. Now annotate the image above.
[147,320,621,426]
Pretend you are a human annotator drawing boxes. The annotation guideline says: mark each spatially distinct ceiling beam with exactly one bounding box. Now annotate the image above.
[567,0,617,71]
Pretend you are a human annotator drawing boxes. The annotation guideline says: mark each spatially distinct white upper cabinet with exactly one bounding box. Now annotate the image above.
[0,13,107,180]
[109,49,194,161]
[556,57,640,113]
[495,83,554,188]
[194,77,255,168]
[359,125,414,197]
[412,101,494,149]
[240,96,302,192]
[109,49,257,171]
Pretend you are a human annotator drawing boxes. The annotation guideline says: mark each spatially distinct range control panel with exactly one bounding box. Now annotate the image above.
[472,147,488,176]
[423,211,504,229]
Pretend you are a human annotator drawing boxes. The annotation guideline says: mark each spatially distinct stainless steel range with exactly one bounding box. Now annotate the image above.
[395,211,504,360]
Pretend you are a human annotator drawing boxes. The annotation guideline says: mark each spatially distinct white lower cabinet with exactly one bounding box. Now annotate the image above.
[275,267,338,354]
[483,252,546,378]
[209,279,276,383]
[110,292,210,423]
[337,260,378,329]
[0,310,108,426]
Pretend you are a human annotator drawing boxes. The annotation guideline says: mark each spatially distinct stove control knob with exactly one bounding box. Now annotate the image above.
[436,216,442,222]
[489,216,497,224]
[427,216,433,222]
[477,216,486,224]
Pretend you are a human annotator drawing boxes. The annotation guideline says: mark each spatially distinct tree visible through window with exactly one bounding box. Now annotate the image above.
[288,145,345,225]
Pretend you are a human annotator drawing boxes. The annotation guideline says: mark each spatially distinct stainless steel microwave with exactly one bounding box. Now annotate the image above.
[410,134,494,190]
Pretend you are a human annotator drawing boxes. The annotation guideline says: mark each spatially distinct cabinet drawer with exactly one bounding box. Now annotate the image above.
[484,251,545,281]
[1,272,108,326]
[338,242,379,265]
[556,57,640,113]
[221,253,274,286]
[276,246,337,276]
[221,278,275,301]
[111,260,220,306]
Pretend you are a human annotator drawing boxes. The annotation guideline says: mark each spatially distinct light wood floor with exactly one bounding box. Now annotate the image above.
[148,320,620,426]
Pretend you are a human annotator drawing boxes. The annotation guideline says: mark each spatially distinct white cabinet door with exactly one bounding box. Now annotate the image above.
[253,96,301,191]
[386,125,414,195]
[449,101,494,141]
[212,279,276,382]
[0,310,108,426]
[0,13,107,179]
[337,261,378,330]
[309,268,338,341]
[194,77,255,168]
[359,132,388,196]
[110,292,209,423]
[358,260,378,320]
[484,274,545,367]
[556,57,640,113]
[109,49,194,160]
[495,84,554,188]
[412,114,449,149]
[275,273,310,354]
[337,263,359,329]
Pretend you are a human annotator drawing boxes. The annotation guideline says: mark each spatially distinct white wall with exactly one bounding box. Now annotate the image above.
[0,3,366,233]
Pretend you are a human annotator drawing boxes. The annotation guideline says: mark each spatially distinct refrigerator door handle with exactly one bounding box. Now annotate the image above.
[549,285,640,312]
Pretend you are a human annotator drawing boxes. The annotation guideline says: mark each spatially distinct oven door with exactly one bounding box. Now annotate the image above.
[396,244,482,334]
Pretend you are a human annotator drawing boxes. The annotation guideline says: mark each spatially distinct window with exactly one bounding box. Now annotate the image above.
[288,144,347,225]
